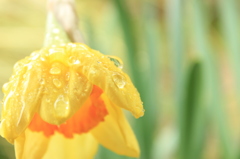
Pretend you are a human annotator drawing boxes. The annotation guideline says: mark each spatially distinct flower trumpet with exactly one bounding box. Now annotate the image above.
[0,43,144,159]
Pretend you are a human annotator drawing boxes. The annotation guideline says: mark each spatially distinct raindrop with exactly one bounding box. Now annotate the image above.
[46,98,51,103]
[40,57,46,61]
[112,73,126,89]
[49,48,64,55]
[30,52,40,60]
[73,88,78,93]
[50,67,61,75]
[66,72,70,81]
[108,56,123,69]
[71,44,77,47]
[140,109,145,117]
[89,65,97,75]
[40,78,45,85]
[54,95,70,117]
[53,79,62,88]
[23,74,27,78]
[13,62,23,70]
[69,56,80,65]
[2,83,10,92]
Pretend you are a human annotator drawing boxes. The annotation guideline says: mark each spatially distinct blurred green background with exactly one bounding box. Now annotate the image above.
[1,0,240,159]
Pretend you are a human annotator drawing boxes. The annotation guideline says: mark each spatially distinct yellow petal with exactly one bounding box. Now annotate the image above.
[39,61,92,125]
[1,59,44,143]
[91,94,140,157]
[43,133,98,159]
[74,44,144,118]
[14,129,50,159]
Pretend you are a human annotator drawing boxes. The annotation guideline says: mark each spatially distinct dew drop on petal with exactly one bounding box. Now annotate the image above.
[49,48,65,55]
[108,56,123,69]
[46,98,51,103]
[2,83,10,93]
[23,74,27,79]
[112,72,126,89]
[40,57,46,61]
[50,67,61,75]
[54,95,70,117]
[13,62,23,71]
[141,109,145,117]
[66,72,70,81]
[30,52,40,60]
[40,78,45,85]
[68,56,80,65]
[53,78,62,88]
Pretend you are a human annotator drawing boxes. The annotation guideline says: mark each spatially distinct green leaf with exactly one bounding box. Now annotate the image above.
[179,62,206,159]
[187,1,235,158]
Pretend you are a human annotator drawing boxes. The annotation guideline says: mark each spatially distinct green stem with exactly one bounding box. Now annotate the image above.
[44,12,70,47]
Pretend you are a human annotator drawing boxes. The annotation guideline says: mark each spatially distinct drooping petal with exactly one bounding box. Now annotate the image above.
[39,61,92,125]
[29,85,108,138]
[42,133,98,159]
[14,129,50,159]
[91,94,140,157]
[1,58,44,143]
[70,43,144,118]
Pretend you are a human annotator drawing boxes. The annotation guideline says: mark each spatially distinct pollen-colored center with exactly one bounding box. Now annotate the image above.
[28,85,108,138]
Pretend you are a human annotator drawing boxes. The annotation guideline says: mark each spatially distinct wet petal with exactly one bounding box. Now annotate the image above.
[1,61,44,143]
[43,133,98,159]
[14,129,50,159]
[74,44,144,118]
[91,94,140,157]
[39,61,92,125]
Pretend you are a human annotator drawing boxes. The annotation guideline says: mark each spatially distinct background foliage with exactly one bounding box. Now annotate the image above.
[0,0,239,159]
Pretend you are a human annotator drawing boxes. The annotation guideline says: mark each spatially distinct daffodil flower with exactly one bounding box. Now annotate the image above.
[0,43,144,159]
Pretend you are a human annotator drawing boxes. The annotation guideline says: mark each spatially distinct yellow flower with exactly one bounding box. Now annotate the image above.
[0,43,144,159]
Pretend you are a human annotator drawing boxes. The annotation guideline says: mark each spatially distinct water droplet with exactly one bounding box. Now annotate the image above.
[49,48,64,55]
[13,62,23,70]
[46,98,51,103]
[54,95,70,117]
[53,79,62,88]
[40,57,46,61]
[78,44,88,50]
[30,52,40,60]
[112,73,126,88]
[27,64,33,70]
[108,56,123,69]
[74,88,78,93]
[23,74,27,78]
[140,109,145,117]
[40,78,45,85]
[50,67,61,75]
[68,56,80,65]
[43,87,49,94]
[66,72,70,81]
[2,83,10,92]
